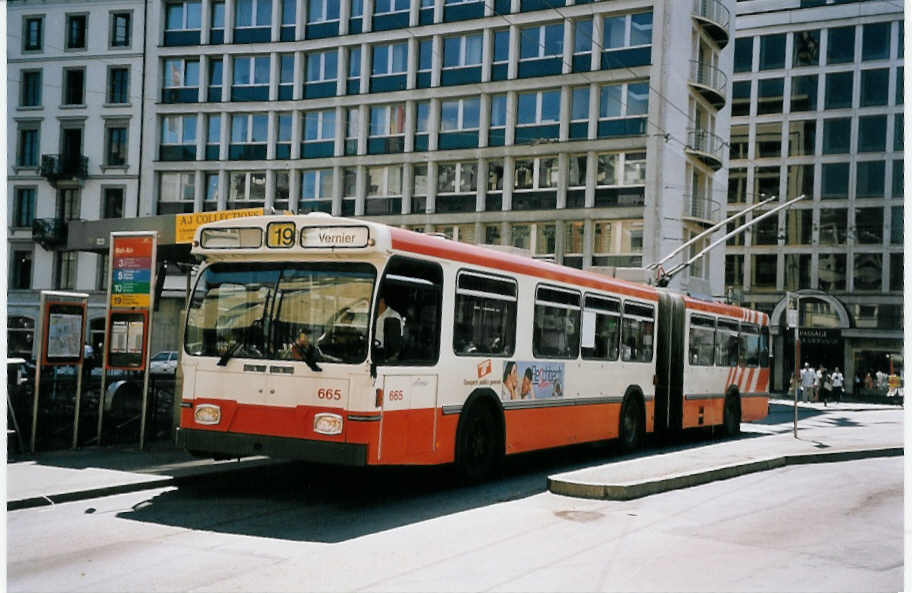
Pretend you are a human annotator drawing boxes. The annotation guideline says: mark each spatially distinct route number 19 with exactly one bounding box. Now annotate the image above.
[267,222,296,248]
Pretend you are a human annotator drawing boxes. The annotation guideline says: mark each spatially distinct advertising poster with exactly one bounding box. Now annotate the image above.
[47,314,82,359]
[107,311,147,369]
[501,361,566,400]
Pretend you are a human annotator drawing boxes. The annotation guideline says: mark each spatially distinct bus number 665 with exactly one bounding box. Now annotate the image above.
[317,388,342,400]
[388,390,404,401]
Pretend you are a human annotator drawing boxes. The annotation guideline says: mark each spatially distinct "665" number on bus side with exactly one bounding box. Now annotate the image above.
[317,388,342,400]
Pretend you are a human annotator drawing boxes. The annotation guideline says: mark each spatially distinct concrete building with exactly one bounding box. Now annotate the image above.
[7,0,147,357]
[725,0,903,391]
[9,0,737,358]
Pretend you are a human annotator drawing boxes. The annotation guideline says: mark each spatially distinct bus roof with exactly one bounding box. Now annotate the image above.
[192,213,767,325]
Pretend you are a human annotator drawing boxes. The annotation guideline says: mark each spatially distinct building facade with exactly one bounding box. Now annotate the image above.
[8,0,737,359]
[7,0,147,357]
[726,0,904,390]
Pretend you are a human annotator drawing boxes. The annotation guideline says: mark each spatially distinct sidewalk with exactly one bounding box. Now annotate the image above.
[7,441,282,510]
[549,400,904,500]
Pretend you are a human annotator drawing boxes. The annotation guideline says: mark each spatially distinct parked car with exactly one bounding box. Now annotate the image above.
[149,351,179,375]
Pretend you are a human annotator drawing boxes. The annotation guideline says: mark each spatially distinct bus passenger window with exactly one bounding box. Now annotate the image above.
[532,286,581,359]
[373,256,443,365]
[581,295,620,361]
[688,315,715,366]
[759,326,770,367]
[715,320,739,367]
[621,302,655,363]
[453,272,517,356]
[739,324,760,367]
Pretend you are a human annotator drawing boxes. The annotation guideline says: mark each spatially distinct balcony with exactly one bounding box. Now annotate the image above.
[40,154,88,187]
[685,129,725,170]
[692,0,731,48]
[684,194,722,225]
[688,61,728,108]
[32,218,68,250]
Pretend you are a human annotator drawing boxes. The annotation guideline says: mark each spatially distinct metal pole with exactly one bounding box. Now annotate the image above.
[71,302,88,449]
[794,295,800,439]
[138,234,159,450]
[97,238,115,446]
[30,292,46,453]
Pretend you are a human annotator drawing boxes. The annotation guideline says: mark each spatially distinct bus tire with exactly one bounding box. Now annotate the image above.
[723,392,741,437]
[455,401,503,483]
[618,392,645,453]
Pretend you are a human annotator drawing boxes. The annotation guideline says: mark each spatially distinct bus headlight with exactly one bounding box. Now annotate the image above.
[194,404,221,425]
[314,413,343,435]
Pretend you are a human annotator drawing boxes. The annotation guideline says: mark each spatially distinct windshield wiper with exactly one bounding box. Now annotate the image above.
[217,341,242,366]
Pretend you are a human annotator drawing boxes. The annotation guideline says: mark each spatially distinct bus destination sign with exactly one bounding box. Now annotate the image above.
[300,226,370,248]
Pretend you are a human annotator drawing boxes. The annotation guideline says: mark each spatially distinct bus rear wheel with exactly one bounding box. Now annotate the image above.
[723,394,741,437]
[618,397,644,453]
[456,406,501,482]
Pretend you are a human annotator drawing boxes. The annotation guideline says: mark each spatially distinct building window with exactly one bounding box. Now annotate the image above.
[822,118,851,154]
[58,188,81,220]
[159,172,196,214]
[602,12,652,49]
[232,55,270,89]
[824,71,853,110]
[725,254,743,289]
[372,42,408,76]
[235,0,272,27]
[11,251,33,290]
[443,33,482,68]
[754,166,780,200]
[66,14,87,49]
[369,104,406,137]
[211,1,225,34]
[20,70,42,107]
[366,165,402,197]
[17,127,39,167]
[167,0,202,30]
[103,187,124,218]
[727,168,747,204]
[23,16,43,51]
[276,113,292,157]
[63,68,85,105]
[230,113,268,157]
[574,18,592,55]
[855,207,884,244]
[784,254,811,290]
[731,81,750,117]
[493,29,509,64]
[758,33,786,70]
[818,253,846,291]
[281,0,296,26]
[203,172,220,210]
[108,67,130,103]
[440,97,480,132]
[306,50,338,82]
[757,78,784,114]
[890,253,903,292]
[733,37,753,73]
[520,23,563,59]
[571,86,589,121]
[893,159,903,198]
[596,152,646,187]
[303,109,336,141]
[853,254,882,291]
[348,47,362,84]
[827,26,855,64]
[860,69,889,107]
[857,161,885,198]
[785,209,812,245]
[754,122,781,158]
[436,162,477,194]
[819,209,848,244]
[110,12,131,47]
[787,164,814,198]
[787,120,815,157]
[857,115,887,153]
[792,30,820,66]
[13,188,36,228]
[862,22,891,61]
[228,171,266,207]
[891,206,903,245]
[301,169,334,201]
[513,157,558,191]
[518,90,560,125]
[208,58,223,99]
[374,0,409,14]
[790,74,817,112]
[751,254,777,289]
[106,125,128,166]
[599,82,649,118]
[308,0,340,23]
[161,114,198,159]
[56,252,78,290]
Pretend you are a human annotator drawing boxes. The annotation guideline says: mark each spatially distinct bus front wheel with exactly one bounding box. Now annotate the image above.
[456,405,502,482]
[723,394,741,437]
[618,396,644,453]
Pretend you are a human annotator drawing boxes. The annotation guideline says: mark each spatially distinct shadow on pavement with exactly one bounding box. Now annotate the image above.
[113,428,762,543]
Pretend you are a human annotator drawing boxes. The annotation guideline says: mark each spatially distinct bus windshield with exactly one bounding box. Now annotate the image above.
[184,262,376,364]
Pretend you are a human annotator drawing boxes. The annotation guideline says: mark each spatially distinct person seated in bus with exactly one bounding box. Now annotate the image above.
[290,331,312,361]
[374,296,405,359]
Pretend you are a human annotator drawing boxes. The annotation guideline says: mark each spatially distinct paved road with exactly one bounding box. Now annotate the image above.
[8,443,901,592]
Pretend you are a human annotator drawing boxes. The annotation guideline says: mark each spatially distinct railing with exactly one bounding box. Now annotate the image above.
[40,154,89,186]
[685,194,723,224]
[686,129,726,169]
[689,60,728,105]
[692,0,731,46]
[32,218,68,250]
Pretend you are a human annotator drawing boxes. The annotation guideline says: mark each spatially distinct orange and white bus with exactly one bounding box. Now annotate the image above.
[178,213,769,479]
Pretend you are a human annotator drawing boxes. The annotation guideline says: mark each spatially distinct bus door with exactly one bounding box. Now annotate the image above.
[373,256,444,461]
[655,292,685,434]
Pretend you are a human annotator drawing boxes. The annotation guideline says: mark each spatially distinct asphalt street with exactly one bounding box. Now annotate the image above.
[7,406,903,593]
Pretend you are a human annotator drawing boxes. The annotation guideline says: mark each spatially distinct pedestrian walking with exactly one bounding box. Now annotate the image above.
[814,365,824,402]
[800,363,815,402]
[821,368,833,405]
[830,367,844,405]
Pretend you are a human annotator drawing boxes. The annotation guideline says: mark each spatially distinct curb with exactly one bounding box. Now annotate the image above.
[547,446,904,501]
[7,459,282,511]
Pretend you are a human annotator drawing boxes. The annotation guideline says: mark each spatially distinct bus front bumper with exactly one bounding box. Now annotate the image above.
[177,428,368,466]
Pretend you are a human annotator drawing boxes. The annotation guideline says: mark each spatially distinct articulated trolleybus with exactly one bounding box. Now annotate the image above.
[179,213,769,479]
